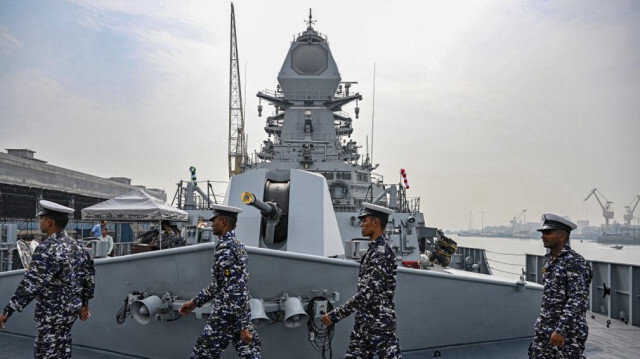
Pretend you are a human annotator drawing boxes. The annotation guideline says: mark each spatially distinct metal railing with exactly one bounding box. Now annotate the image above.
[526,254,639,327]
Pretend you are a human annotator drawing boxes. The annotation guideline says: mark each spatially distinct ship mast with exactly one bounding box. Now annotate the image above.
[228,2,246,178]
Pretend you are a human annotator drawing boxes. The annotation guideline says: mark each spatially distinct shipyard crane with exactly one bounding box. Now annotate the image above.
[228,2,247,178]
[584,188,614,228]
[510,209,527,233]
[623,195,640,226]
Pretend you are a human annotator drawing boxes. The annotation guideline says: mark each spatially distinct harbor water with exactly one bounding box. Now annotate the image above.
[454,235,640,280]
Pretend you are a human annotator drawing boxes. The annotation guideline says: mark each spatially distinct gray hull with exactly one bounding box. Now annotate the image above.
[1,244,542,358]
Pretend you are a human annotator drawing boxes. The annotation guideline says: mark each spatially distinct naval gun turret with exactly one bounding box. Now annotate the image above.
[226,169,344,257]
[241,191,283,245]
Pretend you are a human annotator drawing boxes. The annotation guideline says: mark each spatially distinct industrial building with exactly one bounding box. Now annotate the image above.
[0,148,165,235]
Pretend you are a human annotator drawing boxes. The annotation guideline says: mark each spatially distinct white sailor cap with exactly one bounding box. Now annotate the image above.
[209,203,243,220]
[537,213,577,232]
[357,202,395,220]
[36,200,75,217]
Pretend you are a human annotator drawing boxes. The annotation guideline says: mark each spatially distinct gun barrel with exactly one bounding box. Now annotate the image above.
[241,192,277,218]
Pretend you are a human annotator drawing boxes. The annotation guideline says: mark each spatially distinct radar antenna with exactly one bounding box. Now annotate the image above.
[228,2,246,178]
[305,8,316,28]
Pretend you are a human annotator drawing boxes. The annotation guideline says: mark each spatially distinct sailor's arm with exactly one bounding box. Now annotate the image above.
[218,247,252,329]
[81,250,96,307]
[79,250,95,321]
[3,246,58,319]
[183,245,228,311]
[555,259,591,338]
[327,249,391,323]
[190,282,216,309]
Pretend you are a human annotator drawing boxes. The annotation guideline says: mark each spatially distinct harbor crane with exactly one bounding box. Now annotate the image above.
[510,209,527,233]
[584,188,614,228]
[623,195,640,226]
[228,2,247,178]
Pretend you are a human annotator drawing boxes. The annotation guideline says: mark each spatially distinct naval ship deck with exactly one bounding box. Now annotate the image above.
[1,311,637,358]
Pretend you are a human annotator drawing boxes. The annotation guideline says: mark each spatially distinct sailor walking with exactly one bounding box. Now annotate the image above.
[179,204,261,358]
[322,202,402,358]
[529,213,592,359]
[0,200,95,358]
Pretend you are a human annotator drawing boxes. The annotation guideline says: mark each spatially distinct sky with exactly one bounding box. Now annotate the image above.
[1,0,639,231]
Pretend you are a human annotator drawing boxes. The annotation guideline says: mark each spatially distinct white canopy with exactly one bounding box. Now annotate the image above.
[81,189,188,222]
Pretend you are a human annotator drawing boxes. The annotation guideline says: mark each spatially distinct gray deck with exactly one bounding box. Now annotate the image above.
[1,312,638,358]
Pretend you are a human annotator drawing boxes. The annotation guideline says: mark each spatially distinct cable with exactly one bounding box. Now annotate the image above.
[489,266,523,276]
[306,296,334,359]
[116,291,142,325]
[487,258,524,266]
[485,250,525,256]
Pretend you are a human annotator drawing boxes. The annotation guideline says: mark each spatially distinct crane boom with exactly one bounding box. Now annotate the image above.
[228,2,246,178]
[584,188,614,228]
[510,209,527,233]
[623,195,640,225]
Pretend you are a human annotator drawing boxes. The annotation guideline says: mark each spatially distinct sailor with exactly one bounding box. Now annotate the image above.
[529,213,593,359]
[321,202,402,358]
[178,204,261,358]
[0,200,95,358]
[156,220,184,249]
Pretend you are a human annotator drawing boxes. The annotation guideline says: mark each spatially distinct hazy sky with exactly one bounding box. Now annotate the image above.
[1,0,639,231]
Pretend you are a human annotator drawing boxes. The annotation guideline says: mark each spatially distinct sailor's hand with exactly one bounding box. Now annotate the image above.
[0,314,7,329]
[79,306,91,321]
[549,331,565,346]
[240,328,253,344]
[321,314,333,326]
[179,301,196,315]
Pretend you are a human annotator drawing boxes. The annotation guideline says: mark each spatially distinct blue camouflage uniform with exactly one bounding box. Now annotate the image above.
[2,231,95,358]
[190,230,261,358]
[529,244,593,359]
[328,234,401,359]
[150,230,184,249]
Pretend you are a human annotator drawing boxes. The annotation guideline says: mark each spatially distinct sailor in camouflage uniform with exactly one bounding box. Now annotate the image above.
[322,202,401,358]
[529,213,593,359]
[0,200,95,358]
[148,220,185,249]
[179,204,261,358]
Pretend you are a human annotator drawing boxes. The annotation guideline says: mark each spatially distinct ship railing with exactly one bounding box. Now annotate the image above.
[282,89,335,101]
[112,242,135,256]
[526,254,640,327]
[261,88,339,102]
[451,247,492,275]
[333,111,351,119]
[399,197,421,213]
[0,244,17,272]
[0,224,18,272]
[295,30,327,41]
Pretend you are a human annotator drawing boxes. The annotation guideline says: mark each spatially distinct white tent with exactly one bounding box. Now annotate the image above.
[81,189,188,222]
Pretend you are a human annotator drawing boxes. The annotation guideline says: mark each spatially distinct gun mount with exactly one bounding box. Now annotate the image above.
[241,192,282,221]
[241,191,284,245]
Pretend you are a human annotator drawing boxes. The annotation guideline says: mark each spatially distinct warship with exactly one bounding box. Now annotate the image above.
[0,10,544,358]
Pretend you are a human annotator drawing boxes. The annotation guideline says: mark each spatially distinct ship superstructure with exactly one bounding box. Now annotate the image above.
[229,12,426,261]
[250,16,382,213]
